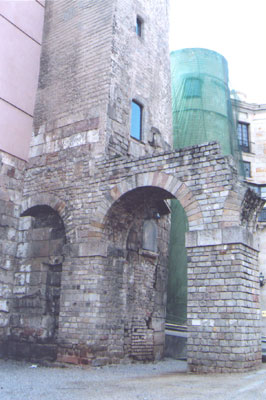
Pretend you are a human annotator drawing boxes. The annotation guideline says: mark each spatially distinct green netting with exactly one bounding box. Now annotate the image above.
[171,48,242,161]
[166,48,243,326]
[166,200,188,325]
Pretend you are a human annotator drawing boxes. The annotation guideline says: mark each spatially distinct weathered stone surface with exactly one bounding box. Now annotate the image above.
[0,1,264,373]
[0,150,26,348]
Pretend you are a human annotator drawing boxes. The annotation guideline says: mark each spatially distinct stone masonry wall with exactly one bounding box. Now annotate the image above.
[0,150,26,354]
[107,0,172,157]
[32,0,114,160]
[6,206,65,362]
[187,235,261,372]
[31,0,172,163]
[15,140,262,369]
[6,1,263,372]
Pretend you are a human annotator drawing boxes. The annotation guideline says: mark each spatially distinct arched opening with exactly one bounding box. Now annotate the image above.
[8,205,66,361]
[105,186,177,361]
[165,199,188,359]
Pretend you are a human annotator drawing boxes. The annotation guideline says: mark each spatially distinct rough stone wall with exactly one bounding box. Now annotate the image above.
[15,139,262,370]
[31,0,172,163]
[0,151,26,354]
[107,0,172,157]
[4,1,263,373]
[104,188,171,362]
[6,206,65,362]
[32,0,114,160]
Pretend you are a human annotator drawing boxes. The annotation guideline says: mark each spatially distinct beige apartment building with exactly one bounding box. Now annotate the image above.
[236,96,266,335]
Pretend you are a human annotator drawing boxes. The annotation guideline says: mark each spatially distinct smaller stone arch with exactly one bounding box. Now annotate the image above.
[9,198,67,362]
[222,183,264,230]
[20,193,66,220]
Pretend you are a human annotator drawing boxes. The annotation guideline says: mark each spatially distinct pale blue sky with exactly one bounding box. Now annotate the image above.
[169,0,266,103]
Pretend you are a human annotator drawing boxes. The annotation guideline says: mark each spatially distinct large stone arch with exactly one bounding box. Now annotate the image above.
[95,171,203,362]
[98,171,204,231]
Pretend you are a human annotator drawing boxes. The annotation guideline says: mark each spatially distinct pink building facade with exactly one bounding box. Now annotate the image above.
[0,0,45,160]
[0,1,45,342]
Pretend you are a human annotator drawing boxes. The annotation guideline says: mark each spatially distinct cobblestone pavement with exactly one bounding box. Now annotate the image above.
[1,358,266,400]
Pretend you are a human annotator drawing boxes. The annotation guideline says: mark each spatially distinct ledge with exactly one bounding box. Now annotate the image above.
[139,249,158,259]
[186,226,259,251]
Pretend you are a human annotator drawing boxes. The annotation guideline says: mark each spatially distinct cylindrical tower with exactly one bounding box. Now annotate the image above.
[171,48,234,155]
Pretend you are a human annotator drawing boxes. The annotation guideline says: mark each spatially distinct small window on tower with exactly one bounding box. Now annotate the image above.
[136,16,142,37]
[237,122,250,152]
[184,78,202,98]
[131,100,143,141]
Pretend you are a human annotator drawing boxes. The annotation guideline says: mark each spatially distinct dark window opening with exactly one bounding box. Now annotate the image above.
[136,16,142,37]
[243,161,251,178]
[238,122,250,152]
[131,100,143,141]
[184,78,202,98]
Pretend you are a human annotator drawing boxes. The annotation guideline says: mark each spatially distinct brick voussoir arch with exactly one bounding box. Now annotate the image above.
[100,171,203,229]
[20,193,67,220]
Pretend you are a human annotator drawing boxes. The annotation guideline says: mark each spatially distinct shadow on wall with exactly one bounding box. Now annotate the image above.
[104,186,173,362]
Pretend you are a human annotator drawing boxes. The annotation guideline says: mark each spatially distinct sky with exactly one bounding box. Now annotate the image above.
[169,0,266,104]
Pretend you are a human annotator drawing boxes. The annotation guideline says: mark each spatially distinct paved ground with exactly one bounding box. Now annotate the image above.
[1,358,266,400]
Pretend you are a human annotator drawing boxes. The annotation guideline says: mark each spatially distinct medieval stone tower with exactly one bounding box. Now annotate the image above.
[0,0,263,372]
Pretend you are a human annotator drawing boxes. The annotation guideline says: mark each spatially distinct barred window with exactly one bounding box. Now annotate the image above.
[237,122,250,152]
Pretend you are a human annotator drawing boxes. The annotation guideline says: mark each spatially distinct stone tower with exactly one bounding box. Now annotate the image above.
[2,0,263,372]
[8,0,174,365]
[32,0,172,161]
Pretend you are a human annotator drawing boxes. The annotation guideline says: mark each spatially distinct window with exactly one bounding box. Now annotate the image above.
[142,220,158,252]
[136,16,142,37]
[259,208,266,222]
[243,161,251,178]
[131,100,142,140]
[238,122,250,152]
[184,78,201,98]
[261,186,266,200]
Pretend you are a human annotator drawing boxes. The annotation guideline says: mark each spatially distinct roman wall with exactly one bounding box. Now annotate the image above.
[0,151,26,354]
[0,0,45,353]
[0,1,264,373]
[5,139,262,371]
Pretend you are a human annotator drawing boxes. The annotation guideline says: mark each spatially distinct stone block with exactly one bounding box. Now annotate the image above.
[77,241,108,257]
[197,229,222,246]
[17,243,29,258]
[0,300,9,313]
[186,231,198,247]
